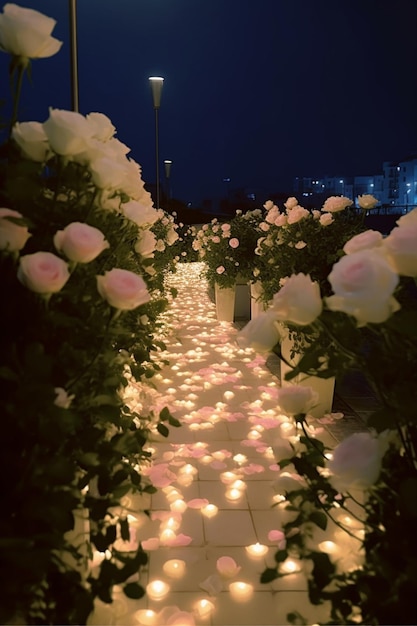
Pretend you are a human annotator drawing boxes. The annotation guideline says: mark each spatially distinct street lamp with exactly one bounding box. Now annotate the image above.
[149,76,164,209]
[68,0,79,112]
[164,159,172,200]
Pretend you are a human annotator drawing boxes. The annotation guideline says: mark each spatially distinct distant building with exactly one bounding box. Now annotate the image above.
[294,154,417,214]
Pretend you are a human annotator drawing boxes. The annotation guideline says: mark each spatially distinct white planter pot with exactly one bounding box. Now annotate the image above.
[280,333,335,419]
[215,283,236,322]
[250,281,267,319]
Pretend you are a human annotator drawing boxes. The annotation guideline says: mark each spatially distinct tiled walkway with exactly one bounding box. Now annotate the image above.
[94,262,371,626]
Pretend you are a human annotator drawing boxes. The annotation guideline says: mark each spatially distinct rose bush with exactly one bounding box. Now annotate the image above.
[0,6,180,624]
[193,208,263,289]
[240,211,417,625]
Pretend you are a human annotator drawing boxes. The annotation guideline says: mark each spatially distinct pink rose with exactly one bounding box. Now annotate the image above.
[321,196,353,213]
[319,212,334,227]
[18,251,70,294]
[96,268,150,310]
[0,208,31,252]
[229,238,239,249]
[383,224,417,277]
[343,230,383,255]
[326,249,400,325]
[284,197,299,210]
[216,265,225,274]
[286,206,310,224]
[357,194,379,210]
[53,222,109,263]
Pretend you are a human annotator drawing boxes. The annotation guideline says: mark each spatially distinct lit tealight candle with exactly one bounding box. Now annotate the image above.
[201,504,218,518]
[146,579,170,601]
[134,609,158,625]
[162,559,186,579]
[225,488,243,501]
[318,541,338,555]
[220,471,238,484]
[229,581,254,602]
[193,598,215,619]
[245,543,269,559]
[233,454,247,465]
[231,479,246,491]
[280,559,301,574]
[170,498,188,513]
[159,528,176,543]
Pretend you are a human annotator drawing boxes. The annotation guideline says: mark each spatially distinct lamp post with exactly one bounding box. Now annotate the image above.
[164,159,172,200]
[149,76,164,209]
[68,0,79,112]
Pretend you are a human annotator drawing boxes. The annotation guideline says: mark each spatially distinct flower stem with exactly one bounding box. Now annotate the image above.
[9,58,27,136]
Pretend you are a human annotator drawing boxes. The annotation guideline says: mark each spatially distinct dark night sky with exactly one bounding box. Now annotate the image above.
[1,0,416,206]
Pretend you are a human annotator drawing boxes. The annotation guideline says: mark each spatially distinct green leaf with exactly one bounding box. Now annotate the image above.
[123,582,145,600]
[260,567,279,584]
[308,511,328,531]
[274,549,288,563]
[159,406,171,421]
[119,517,130,542]
[157,423,169,437]
[168,415,181,428]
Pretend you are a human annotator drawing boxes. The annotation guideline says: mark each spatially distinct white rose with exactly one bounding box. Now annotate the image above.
[0,208,31,252]
[284,197,298,210]
[271,274,322,326]
[237,310,281,353]
[0,3,62,60]
[357,194,379,210]
[263,200,274,211]
[54,387,75,409]
[121,200,159,227]
[319,212,334,227]
[166,227,179,245]
[155,239,165,252]
[321,196,353,213]
[96,268,150,310]
[276,385,319,416]
[12,121,51,162]
[86,112,116,142]
[327,432,388,493]
[326,249,400,325]
[135,229,157,257]
[382,224,417,277]
[43,108,93,157]
[343,229,383,255]
[89,157,127,190]
[18,251,70,294]
[53,222,109,263]
[287,206,310,224]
